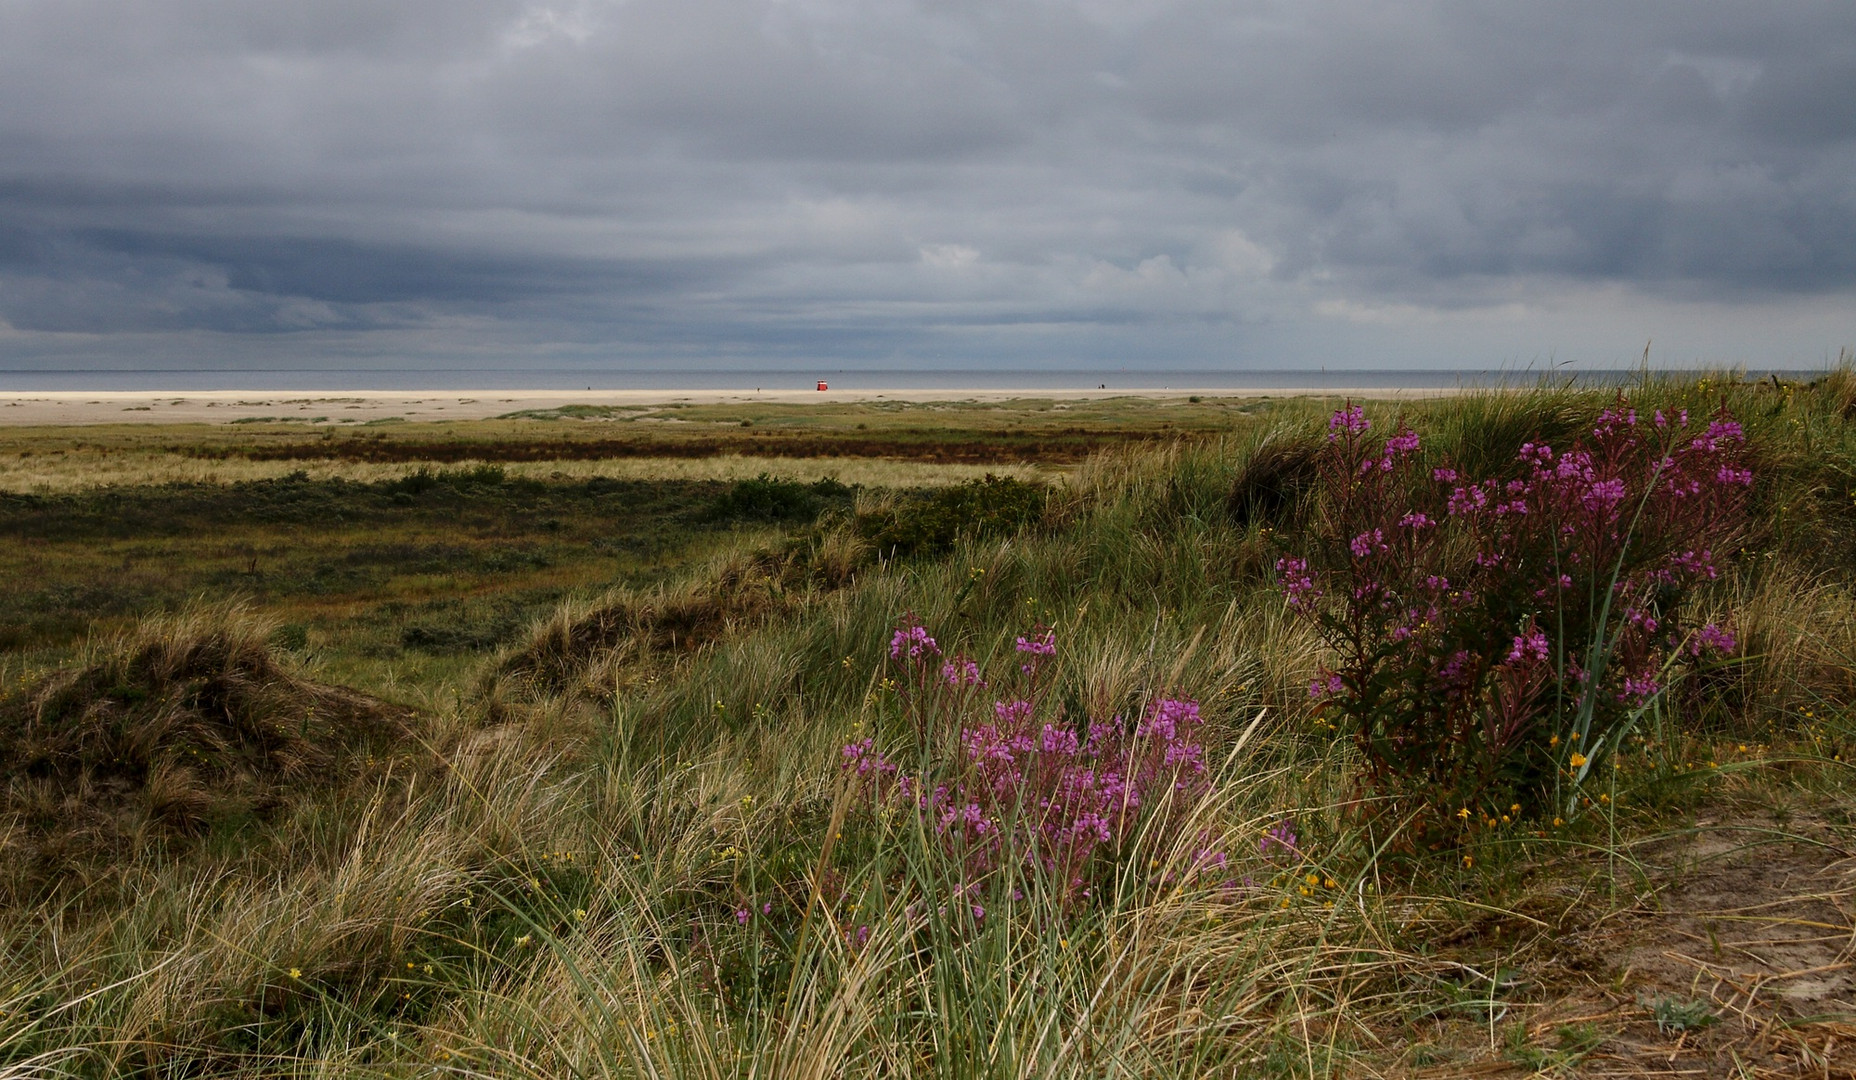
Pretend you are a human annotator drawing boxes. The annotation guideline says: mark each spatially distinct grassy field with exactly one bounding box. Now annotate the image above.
[0,395,1268,493]
[2,382,1854,1077]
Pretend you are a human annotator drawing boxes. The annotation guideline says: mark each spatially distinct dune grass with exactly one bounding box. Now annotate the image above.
[3,374,1854,1076]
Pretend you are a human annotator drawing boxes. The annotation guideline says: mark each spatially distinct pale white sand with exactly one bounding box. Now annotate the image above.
[0,386,1462,426]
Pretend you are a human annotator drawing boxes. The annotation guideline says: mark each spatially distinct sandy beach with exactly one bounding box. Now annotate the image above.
[0,385,1464,426]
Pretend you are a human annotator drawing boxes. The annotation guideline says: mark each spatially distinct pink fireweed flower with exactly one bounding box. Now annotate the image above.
[1447,484,1489,516]
[1260,819,1299,858]
[1555,450,1595,482]
[1399,512,1434,530]
[1328,404,1370,438]
[1136,697,1202,742]
[1669,549,1719,579]
[1507,626,1550,665]
[1276,556,1321,612]
[735,908,750,925]
[1594,406,1638,436]
[1385,428,1421,457]
[1625,607,1659,634]
[890,622,939,660]
[841,737,897,777]
[994,699,1035,725]
[1433,466,1459,483]
[1700,418,1745,447]
[1349,529,1385,558]
[1691,623,1736,655]
[1309,673,1344,700]
[1014,629,1056,656]
[1618,672,1659,702]
[1039,723,1080,755]
[942,657,984,687]
[1581,477,1628,513]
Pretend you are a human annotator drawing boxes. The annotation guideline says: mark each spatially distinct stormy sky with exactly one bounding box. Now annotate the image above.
[2,0,1853,375]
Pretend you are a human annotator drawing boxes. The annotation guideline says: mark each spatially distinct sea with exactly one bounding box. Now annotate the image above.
[0,367,1827,393]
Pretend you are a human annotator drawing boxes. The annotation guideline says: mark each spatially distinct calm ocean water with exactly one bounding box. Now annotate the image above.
[0,367,1824,392]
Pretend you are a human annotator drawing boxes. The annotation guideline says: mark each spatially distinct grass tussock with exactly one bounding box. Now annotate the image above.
[0,604,417,897]
[490,552,803,700]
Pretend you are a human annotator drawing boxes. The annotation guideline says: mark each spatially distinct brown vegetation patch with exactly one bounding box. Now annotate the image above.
[183,431,1163,466]
[0,606,418,896]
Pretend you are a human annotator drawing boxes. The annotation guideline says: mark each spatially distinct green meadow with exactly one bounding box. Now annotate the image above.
[2,382,1853,1077]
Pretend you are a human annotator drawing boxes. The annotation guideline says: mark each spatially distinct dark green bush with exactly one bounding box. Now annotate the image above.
[708,474,852,523]
[858,474,1047,559]
[384,464,507,495]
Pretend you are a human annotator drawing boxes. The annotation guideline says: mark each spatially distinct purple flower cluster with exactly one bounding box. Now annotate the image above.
[1259,819,1299,859]
[1014,629,1056,656]
[1690,622,1736,656]
[847,621,1221,901]
[890,621,940,660]
[1507,625,1550,665]
[1328,404,1370,438]
[942,657,985,687]
[1275,556,1321,613]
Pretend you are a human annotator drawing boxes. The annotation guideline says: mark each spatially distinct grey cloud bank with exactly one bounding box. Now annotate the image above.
[1,0,1852,375]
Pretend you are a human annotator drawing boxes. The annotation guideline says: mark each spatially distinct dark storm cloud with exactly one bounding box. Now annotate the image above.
[0,0,1851,368]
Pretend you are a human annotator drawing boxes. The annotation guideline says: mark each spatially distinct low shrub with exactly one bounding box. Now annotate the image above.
[1276,397,1752,833]
[857,474,1046,559]
[708,473,853,523]
[383,463,507,494]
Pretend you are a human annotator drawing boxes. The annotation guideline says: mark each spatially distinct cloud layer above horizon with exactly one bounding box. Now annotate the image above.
[2,0,1853,372]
